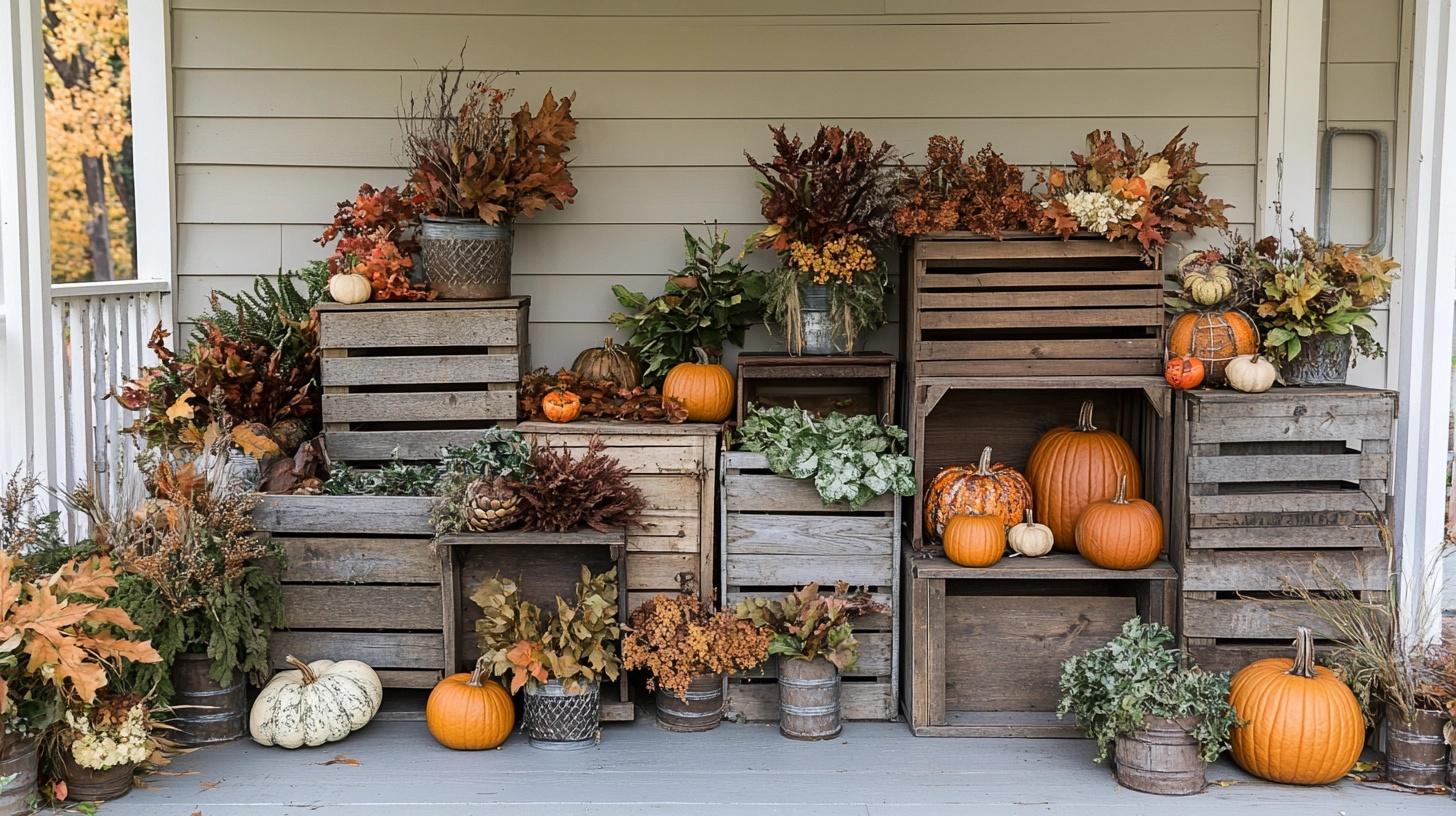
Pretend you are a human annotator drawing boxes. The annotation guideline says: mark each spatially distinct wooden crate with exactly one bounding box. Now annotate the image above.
[318,298,529,461]
[718,451,899,721]
[438,530,633,722]
[518,421,718,610]
[735,352,897,425]
[1172,387,1396,672]
[906,375,1172,552]
[253,495,448,689]
[905,552,1177,737]
[902,234,1162,378]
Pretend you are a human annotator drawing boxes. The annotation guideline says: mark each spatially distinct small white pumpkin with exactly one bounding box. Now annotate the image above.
[1226,353,1278,394]
[250,655,383,749]
[1007,510,1055,558]
[328,272,372,305]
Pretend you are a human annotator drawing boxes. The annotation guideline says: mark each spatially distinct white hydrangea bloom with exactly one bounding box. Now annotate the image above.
[1056,191,1141,234]
[66,704,153,770]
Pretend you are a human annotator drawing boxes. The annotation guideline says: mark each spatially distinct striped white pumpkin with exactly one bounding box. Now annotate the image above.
[249,655,383,749]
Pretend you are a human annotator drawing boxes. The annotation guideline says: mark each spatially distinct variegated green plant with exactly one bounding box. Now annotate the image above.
[736,406,914,510]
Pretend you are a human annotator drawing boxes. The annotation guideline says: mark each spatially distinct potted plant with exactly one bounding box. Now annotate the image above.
[735,406,915,510]
[1057,618,1238,795]
[472,568,621,750]
[50,693,158,803]
[734,583,886,740]
[622,593,769,732]
[402,67,578,300]
[745,126,897,355]
[429,429,533,534]
[610,225,763,385]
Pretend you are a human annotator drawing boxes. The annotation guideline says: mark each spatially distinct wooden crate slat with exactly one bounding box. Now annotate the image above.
[321,353,520,386]
[725,514,895,555]
[726,554,893,587]
[521,444,704,474]
[723,473,892,514]
[913,710,1081,738]
[919,289,1162,310]
[919,306,1163,331]
[369,670,442,689]
[1185,391,1397,420]
[916,338,1162,361]
[1187,453,1389,484]
[725,680,894,722]
[1188,413,1395,444]
[280,585,441,630]
[915,268,1160,289]
[1188,643,1340,675]
[914,238,1144,261]
[320,307,520,349]
[1187,490,1380,517]
[323,391,517,424]
[911,553,1176,581]
[1188,525,1383,549]
[918,358,1161,377]
[276,537,439,584]
[255,495,433,535]
[269,631,444,670]
[1180,549,1387,591]
[324,429,515,462]
[1181,597,1350,640]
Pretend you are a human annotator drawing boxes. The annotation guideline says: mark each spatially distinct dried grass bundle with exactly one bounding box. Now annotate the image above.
[509,436,645,533]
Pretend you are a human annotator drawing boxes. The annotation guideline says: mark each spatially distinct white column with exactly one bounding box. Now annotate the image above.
[1394,0,1456,645]
[0,0,56,478]
[128,0,176,339]
[1259,0,1324,236]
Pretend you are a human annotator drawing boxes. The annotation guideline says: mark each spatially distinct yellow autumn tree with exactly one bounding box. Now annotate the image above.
[43,0,134,282]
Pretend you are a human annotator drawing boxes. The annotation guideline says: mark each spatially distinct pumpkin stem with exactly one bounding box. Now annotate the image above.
[1024,509,1035,525]
[1076,400,1097,432]
[976,446,994,475]
[1111,473,1130,504]
[1288,626,1318,679]
[285,655,318,685]
[467,655,489,687]
[692,346,710,366]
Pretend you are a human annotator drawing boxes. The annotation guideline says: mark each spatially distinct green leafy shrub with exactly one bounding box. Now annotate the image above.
[735,405,914,509]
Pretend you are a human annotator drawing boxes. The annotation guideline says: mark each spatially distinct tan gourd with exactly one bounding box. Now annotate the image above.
[328,272,372,305]
[1007,510,1054,557]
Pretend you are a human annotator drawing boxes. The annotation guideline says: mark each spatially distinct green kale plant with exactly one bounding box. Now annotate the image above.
[735,405,914,510]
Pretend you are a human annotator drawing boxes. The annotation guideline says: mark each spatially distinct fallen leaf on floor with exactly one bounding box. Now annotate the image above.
[53,780,68,801]
[318,754,361,766]
[199,779,221,790]
[1211,779,1239,787]
[1351,761,1379,772]
[150,769,200,777]
[192,811,204,816]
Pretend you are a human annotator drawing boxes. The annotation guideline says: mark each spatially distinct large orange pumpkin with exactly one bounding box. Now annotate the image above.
[1026,401,1142,552]
[942,514,1005,568]
[1228,627,1365,785]
[1074,474,1163,570]
[663,356,734,422]
[924,447,1032,542]
[426,659,516,751]
[1168,309,1259,385]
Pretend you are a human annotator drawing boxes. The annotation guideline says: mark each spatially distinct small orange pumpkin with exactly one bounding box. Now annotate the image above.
[1229,627,1365,785]
[1026,401,1142,552]
[663,351,734,422]
[1167,309,1259,385]
[925,447,1032,542]
[542,390,582,423]
[1074,474,1163,570]
[942,514,1005,568]
[1164,355,1205,390]
[426,658,516,751]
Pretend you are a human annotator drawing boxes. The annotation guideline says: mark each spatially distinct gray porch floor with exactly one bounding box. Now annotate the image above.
[100,711,1447,816]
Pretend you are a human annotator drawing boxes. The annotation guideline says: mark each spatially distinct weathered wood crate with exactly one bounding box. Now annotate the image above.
[902,234,1162,378]
[253,495,448,689]
[905,552,1177,737]
[718,451,900,721]
[735,352,897,425]
[518,421,718,611]
[318,298,529,461]
[1172,387,1397,672]
[906,375,1172,552]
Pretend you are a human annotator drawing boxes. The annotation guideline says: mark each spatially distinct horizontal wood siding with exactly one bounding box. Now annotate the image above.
[169,3,1265,370]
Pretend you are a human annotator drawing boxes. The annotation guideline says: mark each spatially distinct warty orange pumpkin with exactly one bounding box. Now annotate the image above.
[942,514,1005,568]
[1025,401,1142,552]
[1164,354,1205,390]
[924,446,1032,542]
[1168,309,1259,385]
[426,658,516,751]
[1228,627,1365,785]
[542,389,582,423]
[663,354,734,423]
[1074,474,1163,570]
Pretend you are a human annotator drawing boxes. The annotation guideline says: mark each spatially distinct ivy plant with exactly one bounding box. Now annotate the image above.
[735,405,914,510]
[1057,618,1241,763]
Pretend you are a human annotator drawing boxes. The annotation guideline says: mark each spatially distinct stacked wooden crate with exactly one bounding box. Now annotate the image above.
[719,452,900,721]
[734,352,896,425]
[1173,387,1396,673]
[318,298,529,461]
[518,421,718,610]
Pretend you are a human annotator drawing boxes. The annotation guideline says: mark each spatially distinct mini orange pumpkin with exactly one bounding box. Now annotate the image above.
[925,446,1032,542]
[542,390,582,423]
[1228,627,1365,785]
[1074,474,1163,570]
[942,514,1005,568]
[1026,401,1142,552]
[1164,355,1205,390]
[663,351,734,423]
[426,658,516,751]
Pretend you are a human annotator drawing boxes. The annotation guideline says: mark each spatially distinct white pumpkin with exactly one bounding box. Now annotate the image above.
[328,272,372,305]
[1007,510,1054,557]
[1226,354,1278,394]
[250,655,383,749]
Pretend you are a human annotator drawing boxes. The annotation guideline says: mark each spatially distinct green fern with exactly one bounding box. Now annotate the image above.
[189,262,329,372]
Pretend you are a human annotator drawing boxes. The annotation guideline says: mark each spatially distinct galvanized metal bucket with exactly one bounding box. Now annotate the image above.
[791,284,861,356]
[420,216,513,300]
[1114,715,1207,795]
[523,680,599,750]
[655,673,724,732]
[1279,332,1352,386]
[58,755,135,802]
[777,656,841,740]
[0,736,38,816]
[169,653,246,746]
[1386,705,1449,791]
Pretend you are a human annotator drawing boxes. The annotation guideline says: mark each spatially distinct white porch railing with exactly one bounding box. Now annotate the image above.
[49,279,170,512]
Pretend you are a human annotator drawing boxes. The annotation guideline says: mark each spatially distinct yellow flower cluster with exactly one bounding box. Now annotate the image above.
[788,236,877,285]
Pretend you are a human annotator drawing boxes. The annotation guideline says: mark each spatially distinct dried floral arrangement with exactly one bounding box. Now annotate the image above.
[507,437,645,533]
[51,692,160,772]
[734,582,886,672]
[1041,129,1230,261]
[519,368,688,423]
[746,125,897,353]
[610,225,763,384]
[892,138,1048,237]
[402,67,578,224]
[472,567,620,694]
[316,183,431,302]
[622,593,769,700]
